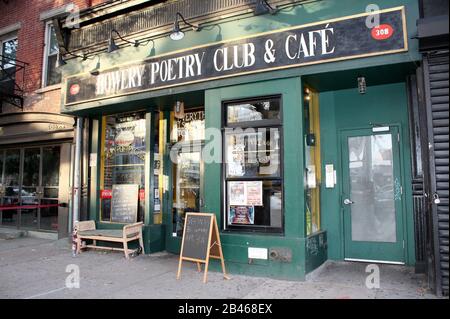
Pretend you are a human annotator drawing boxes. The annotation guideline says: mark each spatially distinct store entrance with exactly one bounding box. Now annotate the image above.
[0,145,63,232]
[171,142,204,237]
[165,107,205,253]
[340,126,405,263]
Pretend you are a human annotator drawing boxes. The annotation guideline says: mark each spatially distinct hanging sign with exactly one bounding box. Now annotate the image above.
[64,7,407,106]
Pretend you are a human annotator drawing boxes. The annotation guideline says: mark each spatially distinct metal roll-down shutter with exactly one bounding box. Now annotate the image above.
[425,51,449,296]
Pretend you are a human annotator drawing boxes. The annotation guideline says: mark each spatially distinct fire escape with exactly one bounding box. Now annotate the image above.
[0,54,27,112]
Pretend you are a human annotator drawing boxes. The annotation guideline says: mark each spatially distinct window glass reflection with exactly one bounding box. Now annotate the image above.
[227,98,280,124]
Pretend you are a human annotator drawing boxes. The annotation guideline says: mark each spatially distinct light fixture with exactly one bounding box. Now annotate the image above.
[358,76,367,94]
[254,0,278,16]
[174,101,185,119]
[148,39,156,57]
[170,12,201,41]
[108,29,155,52]
[304,87,311,101]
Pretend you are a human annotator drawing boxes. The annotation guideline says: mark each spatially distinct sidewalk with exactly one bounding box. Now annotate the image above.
[0,237,438,299]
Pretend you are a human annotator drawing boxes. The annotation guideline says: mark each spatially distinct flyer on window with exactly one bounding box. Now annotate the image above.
[229,206,255,225]
[246,181,263,206]
[228,181,246,206]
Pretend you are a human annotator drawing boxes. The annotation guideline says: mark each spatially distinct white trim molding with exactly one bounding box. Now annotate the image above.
[0,22,21,37]
[40,4,73,21]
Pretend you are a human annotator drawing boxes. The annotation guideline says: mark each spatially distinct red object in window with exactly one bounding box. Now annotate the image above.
[139,189,145,201]
[69,84,80,95]
[371,24,394,40]
[101,189,112,199]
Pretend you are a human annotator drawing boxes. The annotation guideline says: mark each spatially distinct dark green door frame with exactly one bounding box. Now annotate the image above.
[339,125,406,263]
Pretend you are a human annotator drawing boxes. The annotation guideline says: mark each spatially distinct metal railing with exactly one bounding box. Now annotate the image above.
[0,54,28,111]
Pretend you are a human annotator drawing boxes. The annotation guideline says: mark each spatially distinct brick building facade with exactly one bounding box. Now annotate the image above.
[0,0,107,113]
[0,0,108,238]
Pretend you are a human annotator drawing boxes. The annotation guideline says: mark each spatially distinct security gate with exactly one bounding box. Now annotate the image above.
[424,50,449,296]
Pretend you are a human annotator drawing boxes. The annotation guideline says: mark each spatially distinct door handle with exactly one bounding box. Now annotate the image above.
[343,198,354,205]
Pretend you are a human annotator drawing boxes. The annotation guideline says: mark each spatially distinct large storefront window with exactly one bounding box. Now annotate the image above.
[224,96,283,233]
[100,112,146,223]
[0,146,61,231]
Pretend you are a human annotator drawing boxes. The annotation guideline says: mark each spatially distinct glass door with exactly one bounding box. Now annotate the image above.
[40,146,61,231]
[171,143,204,237]
[166,108,205,249]
[341,126,405,263]
[0,146,61,231]
[1,149,20,227]
[20,148,40,229]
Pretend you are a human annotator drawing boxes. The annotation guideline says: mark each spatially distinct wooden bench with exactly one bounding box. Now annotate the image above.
[74,221,145,259]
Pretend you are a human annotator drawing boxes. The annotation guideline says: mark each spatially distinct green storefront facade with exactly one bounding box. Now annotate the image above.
[60,0,422,281]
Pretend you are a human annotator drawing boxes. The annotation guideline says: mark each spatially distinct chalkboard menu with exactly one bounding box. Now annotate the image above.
[111,184,139,223]
[177,213,229,283]
[181,214,212,261]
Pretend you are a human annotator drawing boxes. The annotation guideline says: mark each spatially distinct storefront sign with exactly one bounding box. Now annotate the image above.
[65,7,407,106]
[174,109,205,142]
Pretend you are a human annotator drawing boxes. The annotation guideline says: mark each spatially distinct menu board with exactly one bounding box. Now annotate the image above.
[111,184,139,223]
[181,214,212,261]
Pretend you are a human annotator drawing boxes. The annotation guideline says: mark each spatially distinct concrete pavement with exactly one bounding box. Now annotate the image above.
[0,237,438,299]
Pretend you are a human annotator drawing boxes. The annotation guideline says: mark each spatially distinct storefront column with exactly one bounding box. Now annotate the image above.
[72,117,83,229]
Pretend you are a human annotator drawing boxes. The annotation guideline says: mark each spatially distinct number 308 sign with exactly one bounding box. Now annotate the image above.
[371,24,395,40]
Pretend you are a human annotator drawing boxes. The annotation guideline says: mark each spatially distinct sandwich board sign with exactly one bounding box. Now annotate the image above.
[177,213,230,283]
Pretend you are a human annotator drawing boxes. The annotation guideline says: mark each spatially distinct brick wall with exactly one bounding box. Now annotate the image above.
[0,0,109,113]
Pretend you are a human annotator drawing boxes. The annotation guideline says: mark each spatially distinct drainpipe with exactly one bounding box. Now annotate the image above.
[72,117,83,256]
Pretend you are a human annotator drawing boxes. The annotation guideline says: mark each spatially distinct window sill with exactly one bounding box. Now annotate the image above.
[35,83,61,94]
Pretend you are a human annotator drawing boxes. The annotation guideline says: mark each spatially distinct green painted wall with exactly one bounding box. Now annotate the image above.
[78,0,421,279]
[203,77,306,280]
[319,82,416,265]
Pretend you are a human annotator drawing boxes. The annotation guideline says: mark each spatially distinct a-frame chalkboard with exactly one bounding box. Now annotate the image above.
[177,213,230,283]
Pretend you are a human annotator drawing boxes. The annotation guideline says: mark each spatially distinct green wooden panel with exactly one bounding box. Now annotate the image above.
[201,76,307,279]
[319,82,416,265]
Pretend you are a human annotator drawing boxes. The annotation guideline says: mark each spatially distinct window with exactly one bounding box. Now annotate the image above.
[304,87,321,235]
[100,112,146,223]
[42,22,61,87]
[1,37,18,69]
[0,146,61,230]
[223,96,283,233]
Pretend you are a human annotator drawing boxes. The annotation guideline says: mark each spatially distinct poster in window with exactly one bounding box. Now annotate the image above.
[154,153,161,175]
[229,206,255,225]
[246,181,263,206]
[228,181,246,206]
[227,143,245,177]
